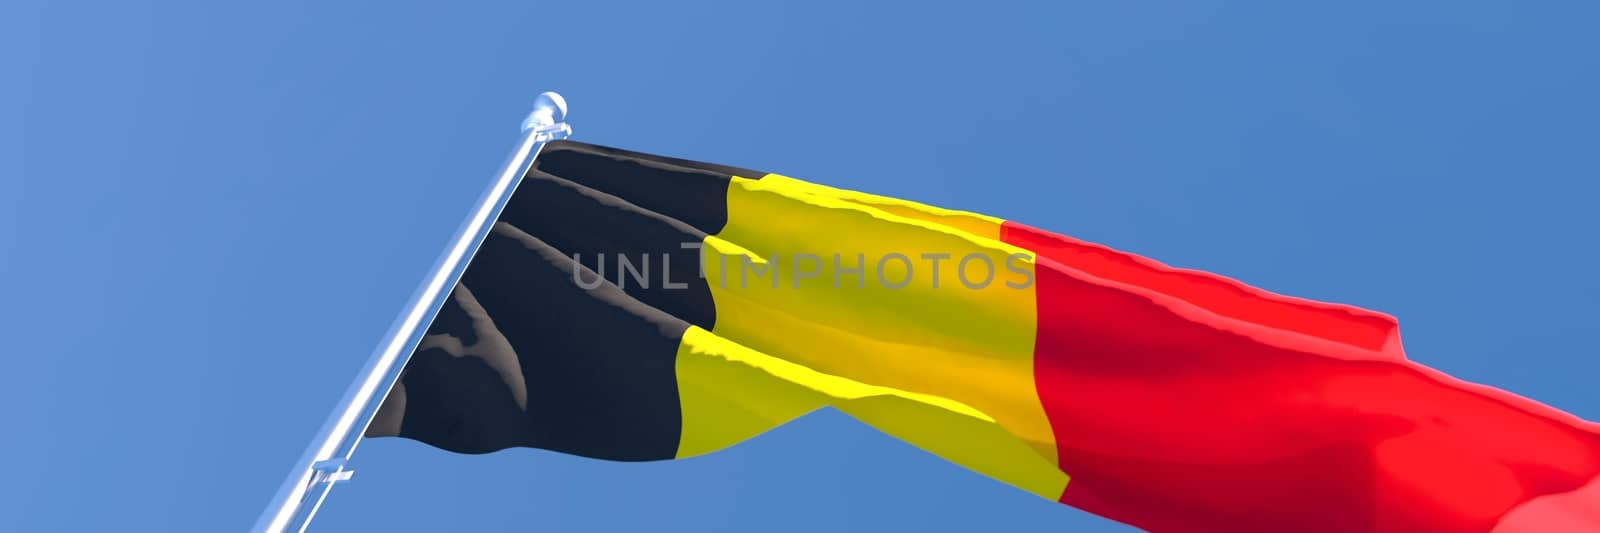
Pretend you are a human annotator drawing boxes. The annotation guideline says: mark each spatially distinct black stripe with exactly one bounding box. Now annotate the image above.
[376,142,762,460]
[545,140,768,182]
[533,140,764,235]
[382,224,686,460]
[494,168,716,330]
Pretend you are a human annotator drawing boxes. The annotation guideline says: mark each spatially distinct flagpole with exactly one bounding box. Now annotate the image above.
[253,92,572,533]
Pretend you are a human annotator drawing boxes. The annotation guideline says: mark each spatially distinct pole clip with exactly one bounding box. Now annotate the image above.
[311,459,354,484]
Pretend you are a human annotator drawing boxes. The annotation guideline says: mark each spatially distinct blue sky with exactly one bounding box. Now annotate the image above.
[5,1,1598,531]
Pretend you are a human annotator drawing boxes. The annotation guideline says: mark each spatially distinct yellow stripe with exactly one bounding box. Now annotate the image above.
[674,325,1069,499]
[756,174,1007,241]
[700,176,1058,466]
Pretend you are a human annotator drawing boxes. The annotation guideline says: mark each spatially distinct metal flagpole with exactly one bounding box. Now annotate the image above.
[252,91,573,533]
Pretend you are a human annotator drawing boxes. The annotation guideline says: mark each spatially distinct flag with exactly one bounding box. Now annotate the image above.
[367,140,1600,532]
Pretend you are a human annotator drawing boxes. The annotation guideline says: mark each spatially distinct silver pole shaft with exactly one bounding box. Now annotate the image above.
[253,92,572,533]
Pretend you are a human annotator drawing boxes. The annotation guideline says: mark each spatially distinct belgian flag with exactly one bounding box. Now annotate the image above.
[366,141,1600,533]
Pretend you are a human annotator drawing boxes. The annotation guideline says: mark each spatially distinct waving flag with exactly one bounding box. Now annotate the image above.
[366,140,1600,533]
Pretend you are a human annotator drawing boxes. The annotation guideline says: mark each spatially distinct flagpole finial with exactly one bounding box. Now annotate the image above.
[522,91,568,133]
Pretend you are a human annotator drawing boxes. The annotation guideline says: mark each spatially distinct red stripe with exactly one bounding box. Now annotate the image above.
[1001,221,1404,360]
[1003,221,1600,532]
[1490,474,1600,532]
